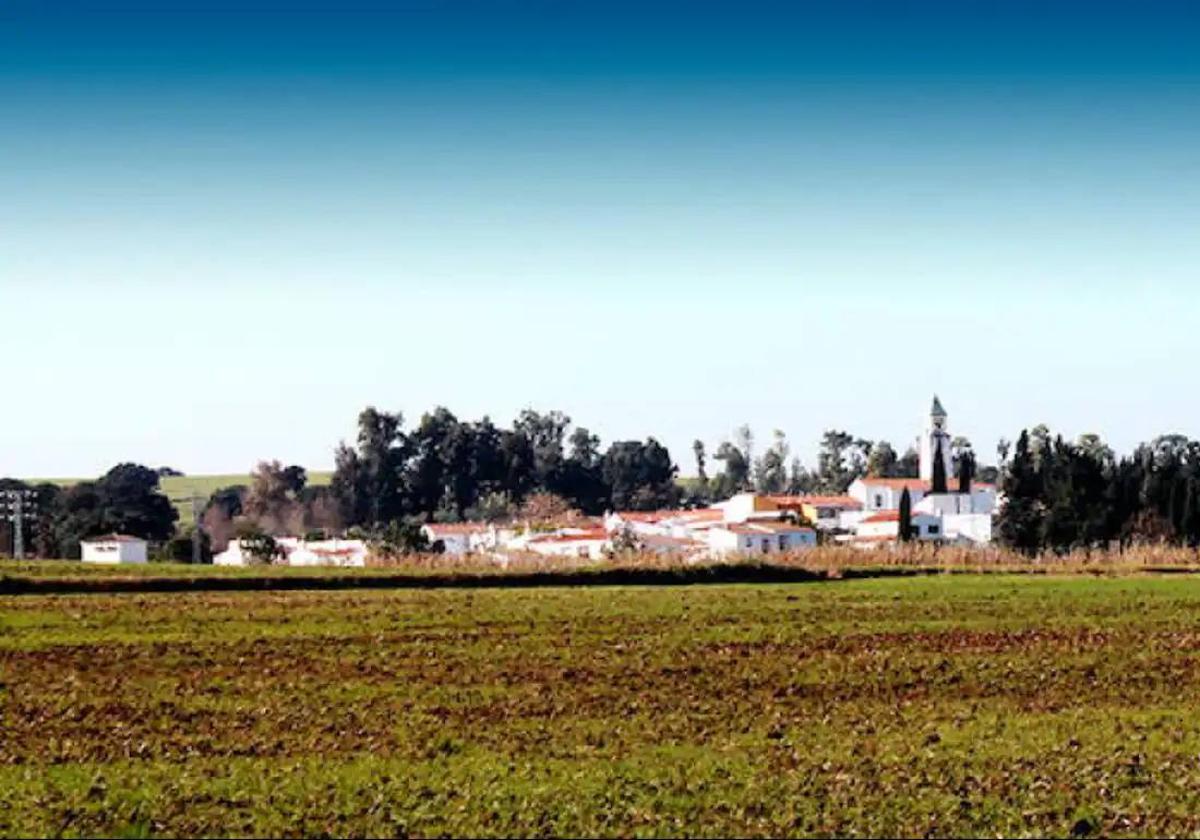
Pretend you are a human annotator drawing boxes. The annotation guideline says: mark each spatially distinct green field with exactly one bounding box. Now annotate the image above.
[5,576,1200,837]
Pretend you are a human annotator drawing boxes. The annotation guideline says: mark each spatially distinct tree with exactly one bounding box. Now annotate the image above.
[514,408,571,491]
[371,518,433,558]
[899,487,914,542]
[331,407,411,527]
[866,441,900,478]
[90,464,177,543]
[997,431,1044,554]
[516,492,576,527]
[240,529,284,565]
[601,438,679,511]
[712,439,751,497]
[931,438,948,494]
[693,440,707,483]
[786,458,816,495]
[557,426,608,514]
[244,461,308,533]
[754,430,790,494]
[815,431,872,493]
[957,449,976,494]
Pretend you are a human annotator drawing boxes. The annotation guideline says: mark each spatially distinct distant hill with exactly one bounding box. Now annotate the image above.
[28,472,334,524]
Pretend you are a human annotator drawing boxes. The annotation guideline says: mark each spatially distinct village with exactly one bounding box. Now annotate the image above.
[77,398,998,567]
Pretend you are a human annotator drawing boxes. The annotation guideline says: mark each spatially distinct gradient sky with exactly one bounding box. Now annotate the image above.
[3,1,1200,477]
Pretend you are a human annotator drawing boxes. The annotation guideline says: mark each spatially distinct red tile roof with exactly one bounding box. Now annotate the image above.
[81,534,145,544]
[424,523,489,535]
[857,478,995,491]
[528,529,609,544]
[726,522,816,535]
[769,494,863,510]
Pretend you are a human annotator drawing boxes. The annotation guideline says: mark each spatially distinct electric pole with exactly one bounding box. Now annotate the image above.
[1,489,38,560]
[168,493,205,564]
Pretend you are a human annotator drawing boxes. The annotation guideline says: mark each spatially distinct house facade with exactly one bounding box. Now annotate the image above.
[80,534,148,564]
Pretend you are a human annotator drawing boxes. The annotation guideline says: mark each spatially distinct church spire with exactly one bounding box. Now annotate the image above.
[931,395,947,419]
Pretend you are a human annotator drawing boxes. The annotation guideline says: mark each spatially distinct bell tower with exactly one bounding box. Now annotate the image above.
[919,396,952,484]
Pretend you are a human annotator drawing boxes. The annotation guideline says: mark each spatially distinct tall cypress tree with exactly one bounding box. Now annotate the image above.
[899,487,913,542]
[958,450,975,494]
[1181,479,1198,548]
[932,437,948,494]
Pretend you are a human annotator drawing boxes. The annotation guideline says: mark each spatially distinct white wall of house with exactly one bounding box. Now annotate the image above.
[915,488,997,517]
[942,513,993,544]
[855,513,943,541]
[526,538,609,560]
[213,537,366,567]
[849,480,928,512]
[81,538,147,564]
[422,528,472,556]
[708,526,816,556]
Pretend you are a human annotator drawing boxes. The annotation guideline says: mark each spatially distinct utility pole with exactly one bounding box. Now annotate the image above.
[191,494,202,565]
[168,493,205,564]
[1,489,38,560]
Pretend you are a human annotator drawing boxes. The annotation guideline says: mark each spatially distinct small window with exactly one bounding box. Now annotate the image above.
[928,525,940,536]
[874,494,884,508]
[761,539,770,553]
[779,535,788,549]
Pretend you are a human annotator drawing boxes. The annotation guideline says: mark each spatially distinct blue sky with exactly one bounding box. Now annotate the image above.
[3,1,1199,477]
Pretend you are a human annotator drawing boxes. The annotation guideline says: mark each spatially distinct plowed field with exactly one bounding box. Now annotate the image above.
[5,576,1200,837]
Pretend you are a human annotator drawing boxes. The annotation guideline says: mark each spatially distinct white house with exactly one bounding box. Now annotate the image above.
[421,522,501,556]
[523,528,611,560]
[81,534,148,564]
[852,510,944,542]
[212,537,367,567]
[848,398,997,518]
[707,521,817,556]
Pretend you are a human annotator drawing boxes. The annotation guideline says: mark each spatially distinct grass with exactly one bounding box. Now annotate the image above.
[6,575,1200,836]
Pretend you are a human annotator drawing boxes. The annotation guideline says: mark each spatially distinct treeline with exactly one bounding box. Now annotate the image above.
[693,427,989,498]
[327,407,678,525]
[0,465,178,560]
[998,428,1200,554]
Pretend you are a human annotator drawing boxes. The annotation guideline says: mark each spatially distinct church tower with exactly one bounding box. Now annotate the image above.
[919,396,953,485]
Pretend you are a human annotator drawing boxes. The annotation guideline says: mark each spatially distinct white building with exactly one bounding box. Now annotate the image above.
[212,537,368,567]
[708,521,817,556]
[81,534,148,564]
[852,510,944,541]
[919,395,954,483]
[422,522,503,556]
[523,528,611,560]
[845,397,998,547]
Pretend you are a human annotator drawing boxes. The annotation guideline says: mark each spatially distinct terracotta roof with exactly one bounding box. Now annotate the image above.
[424,523,489,535]
[640,534,703,548]
[857,478,930,491]
[857,478,995,491]
[677,508,725,521]
[862,510,940,524]
[725,522,816,535]
[81,534,145,544]
[528,529,608,544]
[614,508,725,524]
[770,494,863,510]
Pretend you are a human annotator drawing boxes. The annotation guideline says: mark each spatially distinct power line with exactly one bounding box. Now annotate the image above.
[1,489,38,560]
